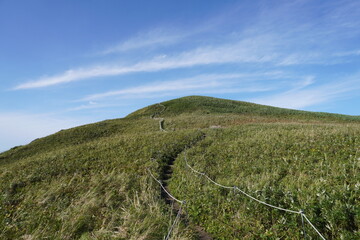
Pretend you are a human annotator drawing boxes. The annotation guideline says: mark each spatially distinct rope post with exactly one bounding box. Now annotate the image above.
[300,209,307,240]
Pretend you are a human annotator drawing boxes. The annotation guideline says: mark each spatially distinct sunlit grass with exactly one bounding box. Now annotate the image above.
[1,96,359,239]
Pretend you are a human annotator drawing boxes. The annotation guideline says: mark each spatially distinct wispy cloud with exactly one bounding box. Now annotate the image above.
[13,0,360,95]
[13,67,125,89]
[334,49,360,57]
[81,72,279,101]
[81,74,233,101]
[99,11,229,55]
[101,29,182,54]
[67,102,126,111]
[251,75,360,109]
[14,37,279,90]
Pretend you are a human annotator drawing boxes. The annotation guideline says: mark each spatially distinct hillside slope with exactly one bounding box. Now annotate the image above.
[128,96,360,122]
[1,96,359,239]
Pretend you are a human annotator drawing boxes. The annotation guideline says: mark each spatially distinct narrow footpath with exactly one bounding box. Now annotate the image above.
[151,103,212,240]
[159,148,212,240]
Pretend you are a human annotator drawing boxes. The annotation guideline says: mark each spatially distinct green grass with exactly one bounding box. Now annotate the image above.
[0,118,201,239]
[129,96,360,122]
[1,96,359,239]
[170,123,359,239]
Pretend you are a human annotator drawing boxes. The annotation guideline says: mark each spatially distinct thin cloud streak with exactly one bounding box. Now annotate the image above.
[14,38,279,90]
[334,50,360,57]
[14,0,360,90]
[101,29,182,54]
[99,11,228,55]
[251,75,360,109]
[14,66,133,90]
[81,73,283,101]
[82,75,227,101]
[15,23,350,91]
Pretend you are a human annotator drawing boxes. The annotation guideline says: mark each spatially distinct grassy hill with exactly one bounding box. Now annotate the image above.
[1,96,359,239]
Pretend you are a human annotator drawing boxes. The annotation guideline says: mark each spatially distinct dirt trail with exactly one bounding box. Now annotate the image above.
[151,103,167,131]
[151,103,212,239]
[159,139,212,240]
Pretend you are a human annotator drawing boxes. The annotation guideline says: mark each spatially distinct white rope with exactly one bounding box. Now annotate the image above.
[184,152,327,239]
[185,153,298,211]
[148,167,184,239]
[148,168,184,204]
[303,214,327,240]
[184,154,233,189]
[165,205,183,240]
[233,186,300,214]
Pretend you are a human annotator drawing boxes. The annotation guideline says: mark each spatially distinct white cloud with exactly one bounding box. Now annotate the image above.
[81,73,279,101]
[67,102,126,111]
[334,50,360,57]
[253,89,329,109]
[0,113,85,152]
[14,36,280,90]
[13,66,133,89]
[251,76,360,109]
[82,75,226,100]
[101,29,182,54]
[13,0,360,91]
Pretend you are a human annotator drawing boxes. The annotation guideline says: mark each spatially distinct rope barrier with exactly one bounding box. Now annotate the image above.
[148,168,185,239]
[303,214,326,240]
[184,156,233,189]
[148,105,326,239]
[183,152,327,240]
[147,168,184,204]
[184,153,299,213]
[233,186,300,214]
[165,205,183,240]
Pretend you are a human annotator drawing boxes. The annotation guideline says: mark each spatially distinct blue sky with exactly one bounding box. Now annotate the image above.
[1,0,360,152]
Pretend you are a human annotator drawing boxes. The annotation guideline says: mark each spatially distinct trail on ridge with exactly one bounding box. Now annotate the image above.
[151,103,212,240]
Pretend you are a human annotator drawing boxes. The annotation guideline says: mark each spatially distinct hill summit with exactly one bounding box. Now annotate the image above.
[1,96,359,239]
[128,95,359,121]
